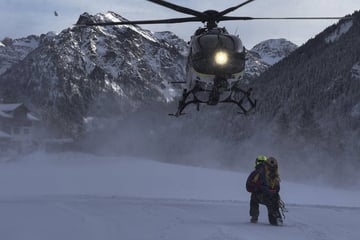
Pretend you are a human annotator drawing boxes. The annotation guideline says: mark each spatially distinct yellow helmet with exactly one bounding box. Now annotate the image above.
[255,155,267,167]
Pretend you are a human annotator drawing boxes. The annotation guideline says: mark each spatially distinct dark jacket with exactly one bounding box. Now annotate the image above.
[246,163,280,194]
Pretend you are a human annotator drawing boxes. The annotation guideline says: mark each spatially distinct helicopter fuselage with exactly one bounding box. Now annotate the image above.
[189,27,245,76]
[186,27,246,103]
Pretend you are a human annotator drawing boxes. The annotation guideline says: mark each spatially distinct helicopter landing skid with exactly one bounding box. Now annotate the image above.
[169,85,256,117]
[222,86,257,115]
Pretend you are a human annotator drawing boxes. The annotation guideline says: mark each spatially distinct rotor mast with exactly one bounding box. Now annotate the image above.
[202,10,220,30]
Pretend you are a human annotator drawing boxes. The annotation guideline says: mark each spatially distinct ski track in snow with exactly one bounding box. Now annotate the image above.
[0,196,359,240]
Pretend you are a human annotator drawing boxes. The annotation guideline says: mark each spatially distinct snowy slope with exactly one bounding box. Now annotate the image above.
[0,152,359,240]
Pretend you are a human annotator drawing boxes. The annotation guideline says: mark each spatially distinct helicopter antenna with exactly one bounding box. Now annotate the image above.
[234,26,239,36]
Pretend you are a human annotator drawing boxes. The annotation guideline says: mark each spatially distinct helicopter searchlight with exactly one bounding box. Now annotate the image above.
[214,51,229,65]
[77,0,350,117]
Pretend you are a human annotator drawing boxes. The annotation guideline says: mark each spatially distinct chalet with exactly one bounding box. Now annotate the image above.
[0,103,40,153]
[0,130,11,153]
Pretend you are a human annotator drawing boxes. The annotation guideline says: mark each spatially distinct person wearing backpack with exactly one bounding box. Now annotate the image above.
[246,156,283,225]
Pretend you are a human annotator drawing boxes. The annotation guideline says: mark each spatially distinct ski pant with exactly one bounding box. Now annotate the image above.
[249,192,281,224]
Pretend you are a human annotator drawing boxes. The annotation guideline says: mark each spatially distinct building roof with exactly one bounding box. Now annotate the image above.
[0,130,11,139]
[0,103,24,112]
[27,113,40,121]
[0,111,12,118]
[0,103,40,121]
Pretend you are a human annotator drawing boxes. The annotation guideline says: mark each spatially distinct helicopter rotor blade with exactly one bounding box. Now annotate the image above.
[220,16,349,21]
[217,0,256,17]
[146,0,204,18]
[76,17,201,27]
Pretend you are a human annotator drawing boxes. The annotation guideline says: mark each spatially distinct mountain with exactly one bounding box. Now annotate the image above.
[0,35,40,75]
[244,39,297,79]
[251,38,298,65]
[0,12,187,137]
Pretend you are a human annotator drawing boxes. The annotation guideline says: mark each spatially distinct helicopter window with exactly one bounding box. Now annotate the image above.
[192,34,242,54]
[194,28,207,36]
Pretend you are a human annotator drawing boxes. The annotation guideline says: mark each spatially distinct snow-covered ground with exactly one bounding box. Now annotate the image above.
[0,152,359,240]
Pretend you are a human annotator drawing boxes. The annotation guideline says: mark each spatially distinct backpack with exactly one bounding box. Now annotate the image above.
[246,170,261,193]
[264,157,281,191]
[246,157,281,193]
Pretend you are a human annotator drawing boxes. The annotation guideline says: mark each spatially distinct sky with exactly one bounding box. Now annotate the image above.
[0,152,359,240]
[0,0,359,48]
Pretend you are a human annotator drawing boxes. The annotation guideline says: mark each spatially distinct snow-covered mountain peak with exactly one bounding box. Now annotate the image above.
[76,11,158,43]
[243,38,297,78]
[89,11,134,28]
[251,38,297,65]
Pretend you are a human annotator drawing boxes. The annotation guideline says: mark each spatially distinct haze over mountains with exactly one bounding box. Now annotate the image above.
[1,10,359,185]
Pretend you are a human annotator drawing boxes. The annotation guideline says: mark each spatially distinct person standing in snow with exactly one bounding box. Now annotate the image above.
[246,156,283,225]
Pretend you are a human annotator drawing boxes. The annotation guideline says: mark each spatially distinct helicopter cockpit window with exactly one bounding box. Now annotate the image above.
[190,32,245,76]
[192,34,243,54]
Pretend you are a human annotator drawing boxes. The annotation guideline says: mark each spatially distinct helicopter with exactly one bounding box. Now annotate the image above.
[78,0,348,117]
